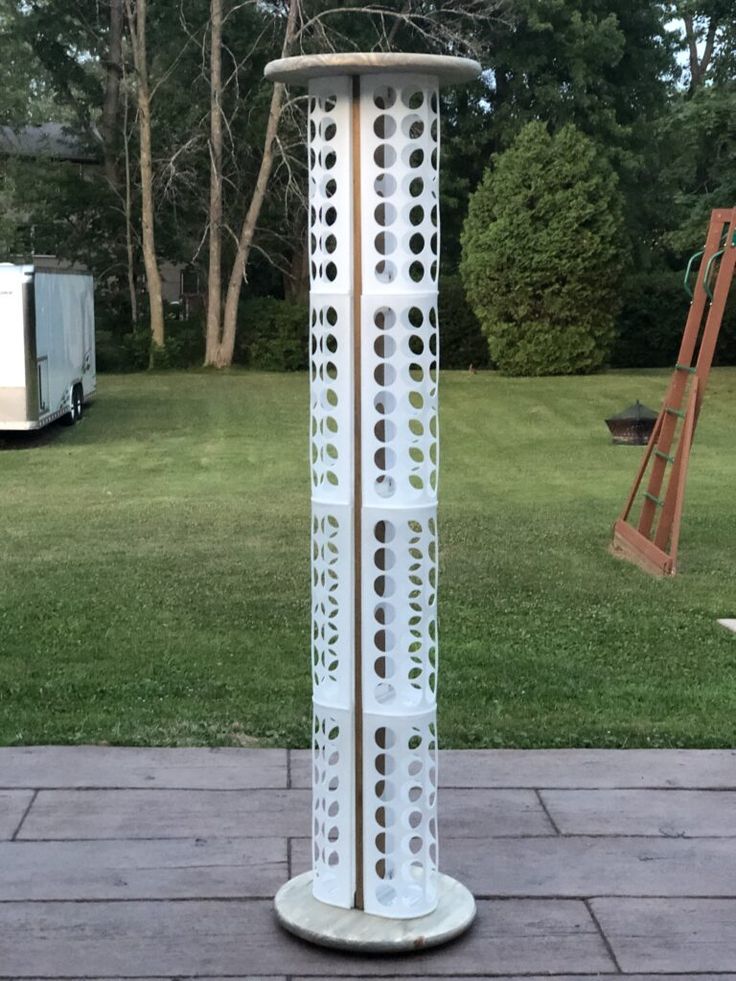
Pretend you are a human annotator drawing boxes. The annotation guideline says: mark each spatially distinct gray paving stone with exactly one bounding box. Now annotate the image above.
[290,748,736,789]
[541,789,736,837]
[17,789,309,840]
[591,898,736,972]
[0,790,33,839]
[294,760,556,836]
[294,786,552,838]
[290,834,736,897]
[12,977,732,981]
[291,750,313,787]
[0,837,286,900]
[0,899,614,976]
[436,789,555,837]
[5,747,735,977]
[0,746,287,789]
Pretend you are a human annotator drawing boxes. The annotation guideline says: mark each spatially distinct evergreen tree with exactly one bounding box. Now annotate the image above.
[461,121,627,376]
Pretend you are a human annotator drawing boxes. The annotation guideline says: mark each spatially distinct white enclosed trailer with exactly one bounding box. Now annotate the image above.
[0,264,96,430]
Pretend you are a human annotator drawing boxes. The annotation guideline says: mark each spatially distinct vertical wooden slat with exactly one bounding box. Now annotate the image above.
[351,74,364,911]
[657,379,698,566]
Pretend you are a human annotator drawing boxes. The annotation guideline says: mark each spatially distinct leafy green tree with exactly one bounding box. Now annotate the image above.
[4,0,108,129]
[659,86,736,254]
[439,0,677,278]
[657,3,736,252]
[0,165,19,254]
[461,121,627,376]
[0,2,63,125]
[667,0,736,91]
[487,0,675,152]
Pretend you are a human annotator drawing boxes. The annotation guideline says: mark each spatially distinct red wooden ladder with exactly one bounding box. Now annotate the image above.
[611,207,736,576]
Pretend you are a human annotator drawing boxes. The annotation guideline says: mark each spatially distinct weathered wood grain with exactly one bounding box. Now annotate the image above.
[0,746,287,789]
[591,898,736,972]
[294,976,736,981]
[0,837,286,900]
[290,749,736,789]
[0,899,614,977]
[291,834,736,897]
[0,790,33,840]
[17,789,309,840]
[541,789,736,837]
[433,789,555,837]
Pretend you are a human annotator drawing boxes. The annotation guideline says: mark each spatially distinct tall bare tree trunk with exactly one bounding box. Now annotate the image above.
[683,13,718,94]
[101,0,124,188]
[126,0,165,361]
[207,0,298,368]
[204,0,224,366]
[122,73,138,325]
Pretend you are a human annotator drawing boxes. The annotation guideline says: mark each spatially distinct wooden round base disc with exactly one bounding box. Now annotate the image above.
[274,871,476,953]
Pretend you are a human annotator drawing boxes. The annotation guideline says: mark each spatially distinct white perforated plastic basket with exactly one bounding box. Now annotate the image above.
[296,58,475,920]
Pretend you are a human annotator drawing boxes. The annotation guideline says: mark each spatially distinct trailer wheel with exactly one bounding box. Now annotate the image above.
[73,385,84,422]
[62,385,84,426]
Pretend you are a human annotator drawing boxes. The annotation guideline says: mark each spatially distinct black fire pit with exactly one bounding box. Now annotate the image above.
[605,400,658,445]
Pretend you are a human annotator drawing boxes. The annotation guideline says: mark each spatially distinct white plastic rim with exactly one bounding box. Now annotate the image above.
[306,69,449,920]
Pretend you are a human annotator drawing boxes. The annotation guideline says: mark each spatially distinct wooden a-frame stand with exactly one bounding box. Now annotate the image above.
[611,207,736,576]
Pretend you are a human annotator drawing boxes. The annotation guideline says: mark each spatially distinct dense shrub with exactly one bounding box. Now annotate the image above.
[611,269,690,368]
[155,317,205,369]
[236,296,308,370]
[611,266,736,368]
[95,330,123,372]
[460,121,628,376]
[715,297,736,366]
[96,316,204,371]
[95,326,147,372]
[438,274,490,369]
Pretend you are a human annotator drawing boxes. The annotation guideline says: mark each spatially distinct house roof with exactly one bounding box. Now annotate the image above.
[0,123,100,163]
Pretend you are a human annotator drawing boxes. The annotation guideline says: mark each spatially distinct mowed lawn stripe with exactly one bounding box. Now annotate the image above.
[1,369,735,747]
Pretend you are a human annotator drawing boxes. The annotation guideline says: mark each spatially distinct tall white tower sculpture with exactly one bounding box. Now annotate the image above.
[267,53,481,951]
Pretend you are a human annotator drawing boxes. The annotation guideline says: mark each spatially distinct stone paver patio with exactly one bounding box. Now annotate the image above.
[1,747,736,979]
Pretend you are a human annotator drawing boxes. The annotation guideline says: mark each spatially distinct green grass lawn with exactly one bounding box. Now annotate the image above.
[1,368,735,748]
